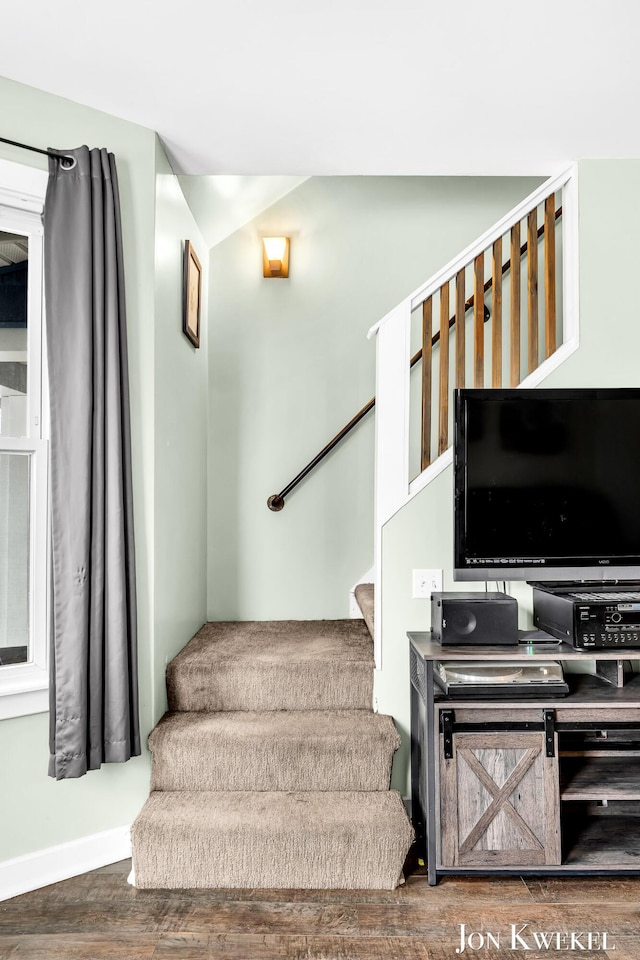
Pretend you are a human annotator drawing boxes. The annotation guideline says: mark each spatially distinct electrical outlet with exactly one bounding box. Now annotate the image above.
[412,568,443,599]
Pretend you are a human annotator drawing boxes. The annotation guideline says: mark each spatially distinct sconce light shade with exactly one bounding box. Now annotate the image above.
[263,236,290,278]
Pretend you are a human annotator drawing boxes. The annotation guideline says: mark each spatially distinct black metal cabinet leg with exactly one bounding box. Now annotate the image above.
[410,683,426,863]
[426,659,438,885]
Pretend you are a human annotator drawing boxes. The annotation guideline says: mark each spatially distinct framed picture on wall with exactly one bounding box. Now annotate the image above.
[183,240,202,348]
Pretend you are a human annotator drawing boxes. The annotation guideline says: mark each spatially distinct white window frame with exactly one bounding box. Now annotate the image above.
[0,159,49,720]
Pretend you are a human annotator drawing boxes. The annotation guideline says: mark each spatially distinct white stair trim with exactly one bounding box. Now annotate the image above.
[0,824,131,902]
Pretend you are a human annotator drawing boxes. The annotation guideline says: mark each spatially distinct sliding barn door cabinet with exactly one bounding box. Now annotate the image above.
[409,633,640,885]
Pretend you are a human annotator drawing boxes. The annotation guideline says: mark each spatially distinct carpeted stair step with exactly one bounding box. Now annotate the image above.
[149,710,400,792]
[167,620,374,712]
[131,790,414,890]
[354,582,374,638]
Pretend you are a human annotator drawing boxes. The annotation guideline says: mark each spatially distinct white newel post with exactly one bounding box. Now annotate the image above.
[371,298,411,668]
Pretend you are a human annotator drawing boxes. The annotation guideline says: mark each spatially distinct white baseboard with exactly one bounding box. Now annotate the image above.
[0,824,131,902]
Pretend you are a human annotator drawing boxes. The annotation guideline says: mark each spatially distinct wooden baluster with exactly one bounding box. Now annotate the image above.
[510,222,521,386]
[455,268,465,389]
[438,283,450,455]
[492,237,502,388]
[528,208,538,373]
[474,253,484,387]
[421,296,433,471]
[544,194,557,357]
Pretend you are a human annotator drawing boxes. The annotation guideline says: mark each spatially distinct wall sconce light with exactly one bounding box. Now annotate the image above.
[262,237,290,278]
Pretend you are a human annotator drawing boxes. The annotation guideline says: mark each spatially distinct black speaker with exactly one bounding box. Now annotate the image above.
[431,592,518,646]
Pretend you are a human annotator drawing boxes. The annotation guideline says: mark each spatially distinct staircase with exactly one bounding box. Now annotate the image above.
[131,612,413,889]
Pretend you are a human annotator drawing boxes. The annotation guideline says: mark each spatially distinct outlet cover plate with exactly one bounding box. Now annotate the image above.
[412,568,443,599]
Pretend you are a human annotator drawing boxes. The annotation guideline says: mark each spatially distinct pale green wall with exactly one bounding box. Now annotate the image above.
[207,176,541,621]
[0,78,207,863]
[379,160,640,795]
[153,143,209,717]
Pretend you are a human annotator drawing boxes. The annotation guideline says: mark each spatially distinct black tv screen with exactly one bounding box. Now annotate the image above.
[454,388,640,581]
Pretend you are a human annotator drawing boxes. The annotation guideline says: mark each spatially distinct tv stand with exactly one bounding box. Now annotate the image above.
[409,633,640,885]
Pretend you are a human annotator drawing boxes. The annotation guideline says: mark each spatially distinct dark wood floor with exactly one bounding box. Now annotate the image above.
[1,859,640,959]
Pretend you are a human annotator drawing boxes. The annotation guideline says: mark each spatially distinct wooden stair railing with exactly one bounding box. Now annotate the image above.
[268,204,562,511]
[421,204,562,468]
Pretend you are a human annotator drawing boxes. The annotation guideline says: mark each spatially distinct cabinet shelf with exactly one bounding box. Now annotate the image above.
[432,672,640,707]
[561,757,640,800]
[563,813,640,867]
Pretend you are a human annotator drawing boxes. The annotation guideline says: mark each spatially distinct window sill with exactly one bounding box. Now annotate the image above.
[0,663,48,720]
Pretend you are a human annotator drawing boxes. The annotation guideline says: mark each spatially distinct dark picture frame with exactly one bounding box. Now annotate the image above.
[183,240,202,348]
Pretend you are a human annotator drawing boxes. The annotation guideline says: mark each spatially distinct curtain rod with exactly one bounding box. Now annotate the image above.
[0,136,75,167]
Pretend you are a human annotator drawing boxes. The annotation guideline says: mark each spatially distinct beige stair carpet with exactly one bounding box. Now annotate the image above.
[167,619,374,712]
[132,617,414,889]
[354,583,374,638]
[150,709,400,792]
[132,790,414,890]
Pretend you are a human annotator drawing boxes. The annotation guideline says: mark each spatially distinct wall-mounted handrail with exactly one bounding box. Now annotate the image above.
[267,300,487,511]
[267,401,375,511]
[267,206,561,511]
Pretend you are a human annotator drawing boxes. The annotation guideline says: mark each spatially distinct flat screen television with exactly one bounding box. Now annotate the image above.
[454,388,640,582]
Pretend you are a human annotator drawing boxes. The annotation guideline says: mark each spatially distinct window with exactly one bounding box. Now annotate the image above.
[0,159,48,719]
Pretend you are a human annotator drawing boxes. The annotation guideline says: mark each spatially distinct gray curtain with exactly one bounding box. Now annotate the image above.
[44,146,140,779]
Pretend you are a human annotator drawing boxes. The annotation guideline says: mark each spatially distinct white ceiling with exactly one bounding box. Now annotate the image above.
[1,1,639,176]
